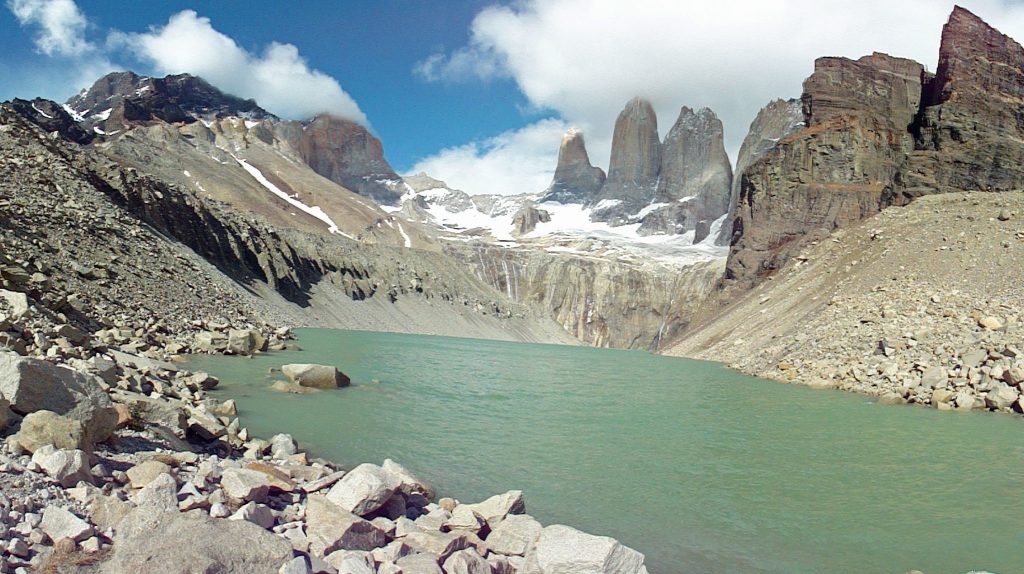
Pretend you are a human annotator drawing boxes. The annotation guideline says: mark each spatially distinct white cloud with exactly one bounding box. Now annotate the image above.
[417,0,1024,188]
[409,118,572,197]
[8,0,91,56]
[128,10,367,124]
[6,0,116,98]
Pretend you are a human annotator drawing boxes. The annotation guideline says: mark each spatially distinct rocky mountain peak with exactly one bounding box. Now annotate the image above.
[281,113,403,205]
[540,127,606,203]
[65,71,273,133]
[636,106,732,240]
[589,97,662,223]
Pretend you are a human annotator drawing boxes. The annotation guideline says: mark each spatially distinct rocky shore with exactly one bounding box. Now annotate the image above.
[669,192,1024,417]
[0,260,649,573]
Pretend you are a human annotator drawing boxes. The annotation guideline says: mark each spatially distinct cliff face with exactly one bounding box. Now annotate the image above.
[590,98,662,222]
[896,6,1024,198]
[449,245,724,350]
[541,128,606,203]
[716,99,803,245]
[280,114,404,205]
[725,7,1024,289]
[638,107,732,238]
[725,52,924,286]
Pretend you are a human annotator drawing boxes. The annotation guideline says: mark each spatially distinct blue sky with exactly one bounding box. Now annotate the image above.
[0,0,550,173]
[4,1,1024,196]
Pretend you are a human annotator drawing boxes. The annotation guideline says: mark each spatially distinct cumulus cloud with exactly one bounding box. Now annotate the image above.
[7,0,116,97]
[127,10,367,124]
[416,0,1024,194]
[7,0,91,56]
[409,118,571,197]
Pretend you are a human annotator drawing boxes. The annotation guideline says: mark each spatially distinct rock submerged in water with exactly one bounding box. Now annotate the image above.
[282,363,351,389]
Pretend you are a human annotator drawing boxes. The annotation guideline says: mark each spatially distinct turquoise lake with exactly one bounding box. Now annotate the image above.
[187,328,1024,574]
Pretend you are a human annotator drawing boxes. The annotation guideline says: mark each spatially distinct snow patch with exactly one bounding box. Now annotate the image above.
[395,221,412,248]
[30,102,53,119]
[593,199,622,211]
[183,170,192,178]
[634,202,669,220]
[234,156,352,239]
[244,120,260,129]
[92,108,112,121]
[60,104,85,122]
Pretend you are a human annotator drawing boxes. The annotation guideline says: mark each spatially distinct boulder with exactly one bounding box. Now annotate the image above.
[229,501,275,529]
[984,382,1020,410]
[99,505,292,573]
[227,329,265,356]
[326,463,398,516]
[40,505,94,542]
[382,458,434,497]
[220,467,272,502]
[109,391,188,432]
[486,514,543,556]
[271,380,318,394]
[443,548,491,574]
[282,363,350,389]
[0,289,30,319]
[305,495,388,557]
[525,525,647,574]
[0,397,20,432]
[462,490,525,527]
[395,553,444,574]
[403,530,471,562]
[270,433,298,460]
[15,410,89,453]
[0,352,118,445]
[126,460,172,489]
[133,472,179,511]
[194,331,229,353]
[31,445,92,487]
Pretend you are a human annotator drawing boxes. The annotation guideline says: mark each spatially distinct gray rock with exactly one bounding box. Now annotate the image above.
[0,353,118,446]
[0,289,30,319]
[326,463,398,516]
[486,514,543,556]
[229,501,275,529]
[40,505,93,542]
[920,366,948,390]
[1002,366,1024,387]
[133,472,179,512]
[17,410,89,453]
[444,505,484,533]
[270,433,298,460]
[403,530,471,562]
[99,506,292,573]
[395,553,444,574]
[194,331,228,353]
[0,397,20,432]
[325,549,375,573]
[278,556,312,574]
[31,445,92,487]
[220,467,271,502]
[443,548,491,574]
[305,495,388,557]
[462,490,525,527]
[961,349,988,368]
[382,458,433,498]
[984,382,1020,410]
[227,328,265,355]
[525,524,647,574]
[282,363,350,389]
[126,459,172,489]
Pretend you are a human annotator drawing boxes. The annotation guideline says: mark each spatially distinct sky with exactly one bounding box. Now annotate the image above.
[4,0,1024,197]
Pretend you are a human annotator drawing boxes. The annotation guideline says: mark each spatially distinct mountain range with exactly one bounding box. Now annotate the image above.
[4,5,1021,355]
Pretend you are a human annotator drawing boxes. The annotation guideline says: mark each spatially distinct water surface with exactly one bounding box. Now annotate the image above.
[188,328,1023,574]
